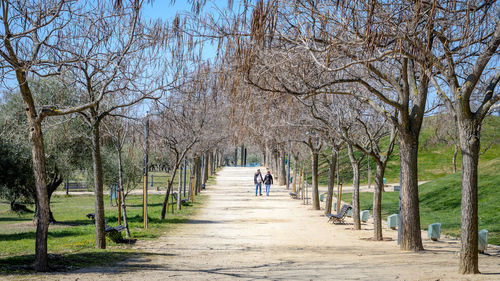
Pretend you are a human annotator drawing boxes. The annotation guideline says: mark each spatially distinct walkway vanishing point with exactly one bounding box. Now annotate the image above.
[36,167,500,280]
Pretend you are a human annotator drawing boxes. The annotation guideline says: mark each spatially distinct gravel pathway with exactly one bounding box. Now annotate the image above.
[18,167,500,280]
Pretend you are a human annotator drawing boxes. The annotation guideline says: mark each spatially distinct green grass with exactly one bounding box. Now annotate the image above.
[342,159,500,245]
[0,190,208,273]
[147,169,193,190]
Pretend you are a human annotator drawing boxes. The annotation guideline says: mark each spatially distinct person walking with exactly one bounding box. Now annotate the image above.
[263,170,273,196]
[254,169,263,196]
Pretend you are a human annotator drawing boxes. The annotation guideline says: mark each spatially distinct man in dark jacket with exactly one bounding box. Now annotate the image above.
[254,169,263,196]
[263,170,273,196]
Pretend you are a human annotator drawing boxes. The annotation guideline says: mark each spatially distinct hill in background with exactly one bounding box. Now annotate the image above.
[311,115,499,245]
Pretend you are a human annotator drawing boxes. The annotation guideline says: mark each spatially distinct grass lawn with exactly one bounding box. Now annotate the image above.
[342,159,500,245]
[0,190,208,273]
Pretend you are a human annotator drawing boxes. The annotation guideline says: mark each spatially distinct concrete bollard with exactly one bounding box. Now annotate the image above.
[387,214,398,230]
[360,210,370,222]
[478,229,488,253]
[319,193,326,202]
[346,208,353,217]
[427,223,441,241]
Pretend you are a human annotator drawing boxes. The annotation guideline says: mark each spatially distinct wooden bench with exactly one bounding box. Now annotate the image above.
[289,192,298,199]
[326,204,352,224]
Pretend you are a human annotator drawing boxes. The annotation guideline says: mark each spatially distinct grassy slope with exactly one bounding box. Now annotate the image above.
[343,158,500,245]
[318,116,499,245]
[312,116,499,185]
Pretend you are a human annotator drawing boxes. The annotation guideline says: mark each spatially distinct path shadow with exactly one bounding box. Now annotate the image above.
[53,220,93,227]
[0,217,32,223]
[54,260,293,280]
[184,219,221,224]
[127,203,163,208]
[0,251,174,275]
[0,228,83,242]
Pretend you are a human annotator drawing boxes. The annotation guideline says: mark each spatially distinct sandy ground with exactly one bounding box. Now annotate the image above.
[15,167,500,280]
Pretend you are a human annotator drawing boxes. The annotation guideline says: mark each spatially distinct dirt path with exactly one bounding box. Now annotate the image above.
[28,167,500,280]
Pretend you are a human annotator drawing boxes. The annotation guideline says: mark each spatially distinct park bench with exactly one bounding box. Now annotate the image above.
[86,213,126,237]
[168,192,190,213]
[172,192,190,206]
[325,204,352,224]
[65,181,88,194]
[289,192,298,199]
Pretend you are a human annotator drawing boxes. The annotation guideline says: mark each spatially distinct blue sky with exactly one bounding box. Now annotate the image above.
[141,1,233,61]
[142,1,192,21]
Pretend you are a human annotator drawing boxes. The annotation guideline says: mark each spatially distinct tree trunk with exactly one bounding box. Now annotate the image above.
[211,151,215,174]
[177,163,183,211]
[194,156,202,194]
[278,152,282,179]
[188,167,193,201]
[399,133,424,251]
[244,148,247,166]
[368,158,372,189]
[453,143,458,174]
[30,121,50,271]
[240,145,244,167]
[274,151,278,174]
[18,69,50,271]
[203,151,209,185]
[46,173,62,224]
[161,165,180,219]
[292,154,298,193]
[347,144,361,230]
[325,149,337,215]
[373,162,384,241]
[91,120,106,249]
[207,152,212,176]
[193,157,198,195]
[117,148,130,238]
[311,150,320,210]
[35,168,62,224]
[279,152,286,185]
[458,118,480,274]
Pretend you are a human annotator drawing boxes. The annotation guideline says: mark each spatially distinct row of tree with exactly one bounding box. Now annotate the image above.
[1,0,498,275]
[0,0,234,271]
[197,0,500,275]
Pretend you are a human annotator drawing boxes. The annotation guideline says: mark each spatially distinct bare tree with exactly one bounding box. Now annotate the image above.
[238,0,436,252]
[62,0,170,249]
[322,140,343,216]
[304,132,322,210]
[0,0,132,270]
[153,102,200,219]
[425,3,500,273]
[102,115,137,239]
